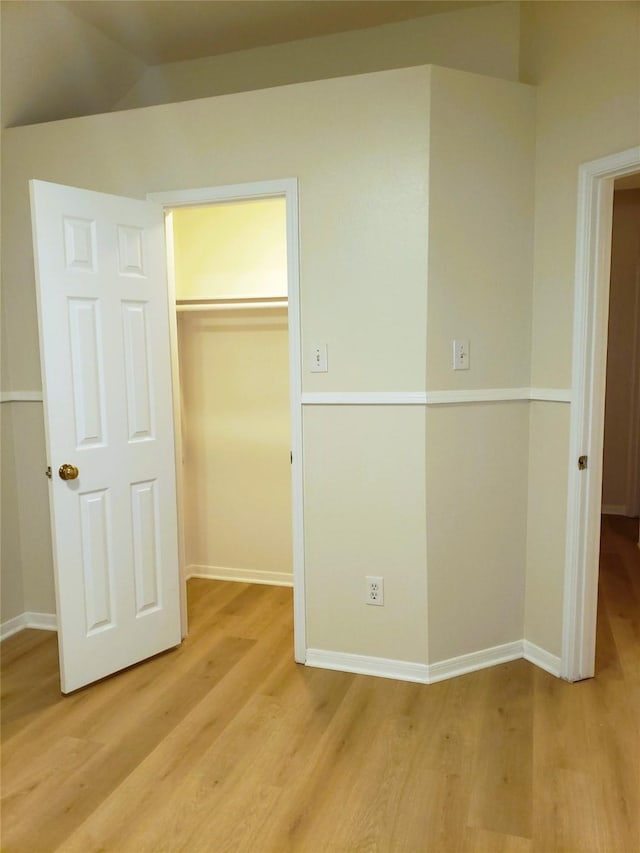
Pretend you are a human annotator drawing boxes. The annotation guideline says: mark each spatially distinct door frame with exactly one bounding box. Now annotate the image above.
[562,145,640,681]
[148,179,306,663]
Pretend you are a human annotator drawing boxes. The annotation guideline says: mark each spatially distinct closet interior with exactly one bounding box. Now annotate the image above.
[171,197,293,593]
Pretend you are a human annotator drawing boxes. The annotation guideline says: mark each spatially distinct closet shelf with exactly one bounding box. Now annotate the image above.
[176,296,288,312]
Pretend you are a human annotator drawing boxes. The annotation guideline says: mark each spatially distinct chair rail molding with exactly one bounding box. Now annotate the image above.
[0,390,44,403]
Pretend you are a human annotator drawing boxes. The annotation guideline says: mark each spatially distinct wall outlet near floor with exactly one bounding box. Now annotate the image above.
[366,576,384,606]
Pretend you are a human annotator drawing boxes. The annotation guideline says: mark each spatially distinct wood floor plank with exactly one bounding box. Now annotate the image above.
[467,661,533,840]
[1,515,638,852]
[56,619,295,852]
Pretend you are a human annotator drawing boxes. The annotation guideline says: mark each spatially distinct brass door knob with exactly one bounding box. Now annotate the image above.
[58,463,79,481]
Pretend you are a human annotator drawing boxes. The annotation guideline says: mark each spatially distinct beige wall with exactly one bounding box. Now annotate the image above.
[178,310,292,580]
[1,404,25,623]
[0,401,54,623]
[427,66,535,390]
[0,68,433,660]
[602,189,640,514]
[3,1,635,674]
[0,64,538,670]
[172,199,288,300]
[521,0,640,655]
[426,403,530,661]
[1,0,144,128]
[524,401,570,655]
[425,66,535,662]
[304,406,428,662]
[522,1,640,389]
[114,2,520,113]
[1,70,431,395]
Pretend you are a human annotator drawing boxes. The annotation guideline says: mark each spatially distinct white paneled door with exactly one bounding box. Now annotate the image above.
[30,180,181,693]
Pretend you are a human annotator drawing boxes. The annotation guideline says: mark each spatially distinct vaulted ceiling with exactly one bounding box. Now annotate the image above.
[1,0,490,127]
[62,1,487,64]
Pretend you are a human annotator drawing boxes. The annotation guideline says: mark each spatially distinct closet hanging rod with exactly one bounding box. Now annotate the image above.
[176,296,288,312]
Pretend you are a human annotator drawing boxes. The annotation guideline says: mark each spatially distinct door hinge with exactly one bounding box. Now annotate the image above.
[45,466,52,479]
[290,451,293,464]
[578,455,588,470]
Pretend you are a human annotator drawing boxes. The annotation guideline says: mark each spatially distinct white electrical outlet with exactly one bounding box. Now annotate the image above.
[366,576,384,606]
[452,339,470,370]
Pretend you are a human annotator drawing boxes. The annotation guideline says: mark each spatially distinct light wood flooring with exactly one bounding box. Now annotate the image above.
[1,516,639,852]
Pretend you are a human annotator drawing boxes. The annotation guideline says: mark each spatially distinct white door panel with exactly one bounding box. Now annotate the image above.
[30,180,181,693]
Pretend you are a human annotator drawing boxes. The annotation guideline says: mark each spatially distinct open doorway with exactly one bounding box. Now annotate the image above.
[597,177,640,674]
[563,147,640,681]
[173,198,293,589]
[149,180,305,662]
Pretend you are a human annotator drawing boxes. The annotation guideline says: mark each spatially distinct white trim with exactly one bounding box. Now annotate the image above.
[563,145,640,682]
[529,387,573,403]
[0,385,562,410]
[0,391,44,403]
[601,504,629,516]
[148,179,290,207]
[427,640,523,683]
[305,649,429,683]
[176,300,287,312]
[149,178,306,663]
[522,640,561,677]
[161,210,189,639]
[427,387,530,404]
[1,614,28,640]
[186,566,293,588]
[301,391,428,405]
[300,388,572,406]
[306,639,558,684]
[1,611,57,641]
[284,180,305,664]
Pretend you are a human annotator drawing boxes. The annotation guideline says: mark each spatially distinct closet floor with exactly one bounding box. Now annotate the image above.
[2,534,639,852]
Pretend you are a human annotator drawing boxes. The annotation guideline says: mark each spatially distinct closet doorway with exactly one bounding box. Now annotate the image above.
[150,181,305,662]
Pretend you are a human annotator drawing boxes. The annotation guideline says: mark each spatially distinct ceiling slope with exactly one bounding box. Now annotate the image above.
[1,0,145,127]
[1,0,492,127]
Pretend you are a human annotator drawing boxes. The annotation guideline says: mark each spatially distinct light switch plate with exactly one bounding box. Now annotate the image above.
[452,339,470,370]
[311,343,328,373]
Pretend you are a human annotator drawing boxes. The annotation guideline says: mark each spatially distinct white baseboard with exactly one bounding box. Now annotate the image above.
[1,611,57,641]
[601,504,629,516]
[306,639,560,685]
[427,640,523,683]
[305,648,429,683]
[186,565,293,588]
[0,608,562,686]
[522,640,561,677]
